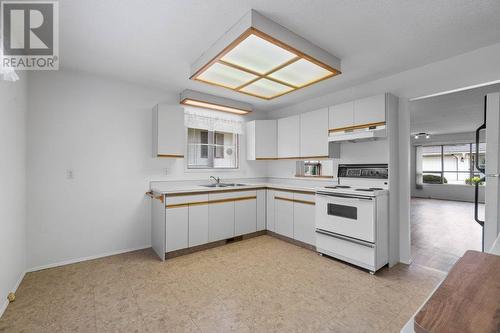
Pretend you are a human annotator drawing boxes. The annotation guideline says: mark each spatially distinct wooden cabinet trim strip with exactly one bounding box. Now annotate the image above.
[267,187,315,195]
[166,187,265,197]
[328,121,386,133]
[166,196,257,209]
[157,154,184,158]
[275,196,315,205]
[146,191,164,203]
[256,156,329,160]
[160,186,315,197]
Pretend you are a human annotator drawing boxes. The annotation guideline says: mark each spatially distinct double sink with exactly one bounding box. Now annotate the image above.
[201,183,247,188]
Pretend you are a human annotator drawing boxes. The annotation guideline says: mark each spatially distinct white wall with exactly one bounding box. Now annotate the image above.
[0,73,27,316]
[26,70,267,270]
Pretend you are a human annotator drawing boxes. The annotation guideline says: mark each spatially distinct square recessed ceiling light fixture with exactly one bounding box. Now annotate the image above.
[180,89,253,115]
[190,10,341,100]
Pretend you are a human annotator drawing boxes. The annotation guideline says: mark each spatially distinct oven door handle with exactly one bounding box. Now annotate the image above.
[315,192,374,200]
[315,228,375,248]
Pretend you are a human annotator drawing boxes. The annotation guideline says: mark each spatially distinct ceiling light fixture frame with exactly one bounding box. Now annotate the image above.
[190,10,342,100]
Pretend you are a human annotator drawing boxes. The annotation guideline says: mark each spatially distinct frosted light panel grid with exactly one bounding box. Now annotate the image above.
[240,78,293,99]
[221,34,296,74]
[268,58,333,87]
[192,30,339,99]
[197,62,258,89]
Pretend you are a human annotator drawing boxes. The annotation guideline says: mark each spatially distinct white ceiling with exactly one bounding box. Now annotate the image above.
[410,83,500,135]
[59,0,500,112]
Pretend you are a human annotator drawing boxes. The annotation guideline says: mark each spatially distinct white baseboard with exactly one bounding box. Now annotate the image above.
[27,245,151,273]
[0,270,26,318]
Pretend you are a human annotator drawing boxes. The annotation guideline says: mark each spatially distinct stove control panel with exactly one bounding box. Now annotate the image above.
[338,164,388,179]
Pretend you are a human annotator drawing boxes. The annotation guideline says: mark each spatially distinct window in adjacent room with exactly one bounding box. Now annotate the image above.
[187,128,238,169]
[417,143,486,185]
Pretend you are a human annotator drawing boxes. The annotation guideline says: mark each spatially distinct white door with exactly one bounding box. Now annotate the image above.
[353,94,386,126]
[165,206,189,252]
[235,198,257,236]
[300,108,329,157]
[484,92,500,251]
[208,201,235,242]
[277,115,300,158]
[275,193,294,238]
[315,193,376,242]
[266,190,275,231]
[293,196,316,245]
[189,203,209,247]
[329,101,354,130]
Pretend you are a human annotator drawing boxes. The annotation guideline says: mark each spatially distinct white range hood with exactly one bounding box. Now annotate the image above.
[328,127,387,143]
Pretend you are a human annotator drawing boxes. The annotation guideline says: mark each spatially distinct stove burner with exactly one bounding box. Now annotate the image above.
[355,188,375,192]
[335,185,351,188]
[369,187,383,190]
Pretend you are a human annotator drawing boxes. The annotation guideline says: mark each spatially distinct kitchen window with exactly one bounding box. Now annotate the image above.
[187,128,239,169]
[416,143,486,185]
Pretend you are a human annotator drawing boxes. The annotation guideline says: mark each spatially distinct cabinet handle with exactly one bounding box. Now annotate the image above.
[275,196,315,205]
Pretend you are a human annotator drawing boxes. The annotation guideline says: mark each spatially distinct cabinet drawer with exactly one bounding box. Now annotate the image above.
[165,194,208,207]
[209,190,257,201]
[316,231,375,271]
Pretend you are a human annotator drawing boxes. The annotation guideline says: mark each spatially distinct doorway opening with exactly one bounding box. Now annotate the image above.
[408,83,499,272]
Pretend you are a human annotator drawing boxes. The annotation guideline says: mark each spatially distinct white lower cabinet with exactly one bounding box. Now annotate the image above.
[275,191,294,238]
[188,203,209,247]
[293,193,316,245]
[165,206,188,252]
[235,198,257,236]
[266,190,275,232]
[208,201,235,242]
[256,190,266,231]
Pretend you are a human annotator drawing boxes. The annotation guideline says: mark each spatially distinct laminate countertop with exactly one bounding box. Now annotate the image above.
[414,250,500,333]
[150,182,321,195]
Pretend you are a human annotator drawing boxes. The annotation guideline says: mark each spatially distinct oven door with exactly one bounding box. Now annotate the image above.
[315,192,376,242]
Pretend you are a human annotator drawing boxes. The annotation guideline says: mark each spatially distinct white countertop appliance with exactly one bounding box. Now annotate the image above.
[315,164,389,273]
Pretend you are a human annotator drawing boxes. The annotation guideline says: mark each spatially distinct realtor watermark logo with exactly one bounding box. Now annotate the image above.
[1,1,59,70]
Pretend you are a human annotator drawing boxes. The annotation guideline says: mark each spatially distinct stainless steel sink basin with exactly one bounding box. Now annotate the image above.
[201,183,247,188]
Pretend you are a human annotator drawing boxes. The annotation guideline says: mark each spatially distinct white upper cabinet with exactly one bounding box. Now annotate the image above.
[329,101,354,130]
[354,94,386,126]
[300,108,329,157]
[329,94,386,130]
[153,104,185,158]
[246,120,277,160]
[277,115,300,158]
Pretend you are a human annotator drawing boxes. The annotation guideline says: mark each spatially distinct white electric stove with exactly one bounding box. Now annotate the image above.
[315,164,389,273]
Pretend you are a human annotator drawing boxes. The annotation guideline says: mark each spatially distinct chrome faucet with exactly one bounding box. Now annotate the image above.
[210,176,221,184]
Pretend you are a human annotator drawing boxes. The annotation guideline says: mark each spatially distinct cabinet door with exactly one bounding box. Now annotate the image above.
[246,120,277,160]
[235,198,257,236]
[329,101,354,130]
[266,190,275,232]
[275,192,294,238]
[208,201,235,242]
[293,194,316,245]
[165,206,188,252]
[300,108,329,157]
[188,203,209,247]
[354,94,386,126]
[154,104,185,157]
[151,195,166,261]
[256,190,266,231]
[277,115,300,158]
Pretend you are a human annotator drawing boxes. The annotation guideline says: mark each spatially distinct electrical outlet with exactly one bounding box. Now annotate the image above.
[66,169,74,179]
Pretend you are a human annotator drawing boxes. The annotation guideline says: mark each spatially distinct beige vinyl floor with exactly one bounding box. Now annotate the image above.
[0,235,445,333]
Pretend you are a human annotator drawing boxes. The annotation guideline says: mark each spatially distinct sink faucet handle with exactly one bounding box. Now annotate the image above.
[210,176,221,184]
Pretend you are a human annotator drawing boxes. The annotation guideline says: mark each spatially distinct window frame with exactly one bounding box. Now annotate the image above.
[185,128,240,171]
[420,143,484,185]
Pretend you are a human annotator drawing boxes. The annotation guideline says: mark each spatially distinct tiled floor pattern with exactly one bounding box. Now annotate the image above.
[0,235,445,333]
[411,198,483,272]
